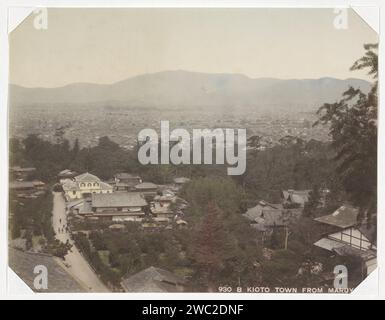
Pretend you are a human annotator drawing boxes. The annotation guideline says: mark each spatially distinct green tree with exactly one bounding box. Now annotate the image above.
[315,43,378,221]
[350,43,378,80]
[269,225,281,249]
[71,138,80,162]
[182,177,242,218]
[47,239,73,259]
[303,184,321,217]
[191,202,234,291]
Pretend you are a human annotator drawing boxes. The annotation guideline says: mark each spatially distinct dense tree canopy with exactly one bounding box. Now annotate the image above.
[315,43,378,219]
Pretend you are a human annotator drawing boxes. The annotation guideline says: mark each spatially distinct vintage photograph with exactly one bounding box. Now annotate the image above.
[8,8,378,293]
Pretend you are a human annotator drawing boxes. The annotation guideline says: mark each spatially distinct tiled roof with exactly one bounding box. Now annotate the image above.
[121,266,185,292]
[92,192,147,208]
[282,190,311,204]
[99,181,113,190]
[115,173,141,180]
[314,237,346,251]
[135,182,158,190]
[315,205,358,228]
[244,201,283,222]
[74,172,101,183]
[333,245,376,260]
[79,200,93,214]
[9,248,85,292]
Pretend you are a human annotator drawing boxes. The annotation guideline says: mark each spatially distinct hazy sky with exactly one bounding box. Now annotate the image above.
[10,8,378,88]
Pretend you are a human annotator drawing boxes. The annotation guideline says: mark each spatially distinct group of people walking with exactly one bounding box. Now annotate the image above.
[57,218,69,234]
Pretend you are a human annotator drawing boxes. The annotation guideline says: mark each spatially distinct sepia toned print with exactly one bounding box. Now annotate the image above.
[8,8,377,293]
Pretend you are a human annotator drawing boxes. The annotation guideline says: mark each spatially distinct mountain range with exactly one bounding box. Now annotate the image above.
[9,70,372,113]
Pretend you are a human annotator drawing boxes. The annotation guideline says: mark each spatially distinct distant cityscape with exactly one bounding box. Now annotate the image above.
[10,105,330,149]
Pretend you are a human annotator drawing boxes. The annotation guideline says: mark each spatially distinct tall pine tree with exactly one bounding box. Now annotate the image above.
[191,202,233,291]
[315,43,377,220]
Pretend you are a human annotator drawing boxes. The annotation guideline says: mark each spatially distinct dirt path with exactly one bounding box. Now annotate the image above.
[52,192,109,292]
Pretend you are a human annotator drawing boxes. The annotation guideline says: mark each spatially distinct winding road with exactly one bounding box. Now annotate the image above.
[52,192,109,292]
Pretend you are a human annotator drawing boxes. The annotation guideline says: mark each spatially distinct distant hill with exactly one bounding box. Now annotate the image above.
[9,70,372,113]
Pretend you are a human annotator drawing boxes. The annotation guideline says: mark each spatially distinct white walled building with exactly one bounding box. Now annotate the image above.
[314,205,377,276]
[62,172,113,200]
